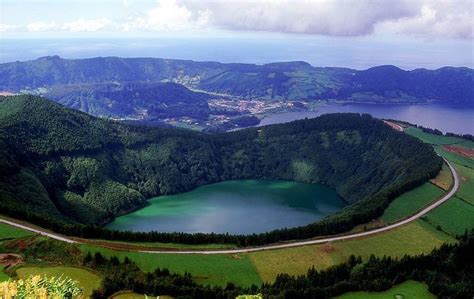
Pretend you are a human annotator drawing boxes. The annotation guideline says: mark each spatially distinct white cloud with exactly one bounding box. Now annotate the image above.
[377,1,474,39]
[0,23,19,32]
[120,0,210,32]
[61,18,113,32]
[0,0,471,39]
[181,0,472,39]
[26,22,59,32]
[184,0,420,36]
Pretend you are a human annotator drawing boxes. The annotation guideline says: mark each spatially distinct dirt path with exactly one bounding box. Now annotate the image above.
[0,157,459,254]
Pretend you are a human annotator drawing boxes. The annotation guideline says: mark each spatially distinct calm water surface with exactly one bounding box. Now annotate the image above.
[106,180,345,234]
[260,103,474,135]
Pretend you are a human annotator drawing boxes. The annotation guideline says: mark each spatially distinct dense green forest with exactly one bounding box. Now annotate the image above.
[45,81,211,120]
[0,95,441,244]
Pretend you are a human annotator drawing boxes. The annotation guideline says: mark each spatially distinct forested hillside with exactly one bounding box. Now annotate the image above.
[45,82,211,120]
[0,56,472,103]
[0,95,441,241]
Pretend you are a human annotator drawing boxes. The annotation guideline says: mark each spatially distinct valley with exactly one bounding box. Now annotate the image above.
[0,99,472,297]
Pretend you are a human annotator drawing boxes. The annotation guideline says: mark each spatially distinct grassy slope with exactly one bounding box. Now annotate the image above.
[79,244,262,287]
[423,196,474,237]
[249,220,455,282]
[439,149,474,168]
[336,280,436,299]
[405,126,474,236]
[16,266,101,298]
[404,127,463,145]
[455,162,474,205]
[381,183,443,223]
[0,266,9,282]
[0,223,34,240]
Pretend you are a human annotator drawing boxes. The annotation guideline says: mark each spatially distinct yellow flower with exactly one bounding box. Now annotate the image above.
[36,287,48,299]
[31,275,42,285]
[7,282,17,297]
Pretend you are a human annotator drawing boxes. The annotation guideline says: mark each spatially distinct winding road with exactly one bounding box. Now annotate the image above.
[0,157,459,254]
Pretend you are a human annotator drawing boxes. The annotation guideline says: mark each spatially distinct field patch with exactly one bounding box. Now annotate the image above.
[430,163,453,190]
[454,162,474,205]
[249,243,343,282]
[381,183,443,223]
[0,222,34,240]
[249,220,454,282]
[423,197,474,237]
[440,149,474,169]
[80,245,262,287]
[85,239,236,251]
[336,280,435,299]
[16,266,101,298]
[443,145,474,158]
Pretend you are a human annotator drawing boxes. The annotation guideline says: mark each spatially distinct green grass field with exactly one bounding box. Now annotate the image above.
[16,266,101,298]
[423,196,474,237]
[439,149,474,169]
[112,292,172,299]
[0,222,34,240]
[454,162,474,205]
[0,266,9,282]
[112,292,146,299]
[381,183,444,223]
[80,244,262,287]
[405,127,463,145]
[336,280,436,299]
[249,219,455,282]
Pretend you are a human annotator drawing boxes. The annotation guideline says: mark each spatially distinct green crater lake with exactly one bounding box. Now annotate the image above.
[106,180,346,234]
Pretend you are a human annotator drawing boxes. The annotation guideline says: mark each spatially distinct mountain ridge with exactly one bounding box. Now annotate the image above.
[1,56,472,104]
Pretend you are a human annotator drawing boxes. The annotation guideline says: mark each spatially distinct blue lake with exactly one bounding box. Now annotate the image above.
[259,103,474,135]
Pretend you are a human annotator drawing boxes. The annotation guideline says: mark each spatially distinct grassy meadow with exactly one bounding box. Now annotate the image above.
[79,244,262,287]
[0,266,9,282]
[249,219,455,282]
[404,127,464,145]
[336,280,436,299]
[423,196,474,237]
[0,223,34,240]
[381,183,444,223]
[453,162,474,205]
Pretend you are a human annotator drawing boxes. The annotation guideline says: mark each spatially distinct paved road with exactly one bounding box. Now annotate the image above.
[0,218,77,244]
[0,158,459,254]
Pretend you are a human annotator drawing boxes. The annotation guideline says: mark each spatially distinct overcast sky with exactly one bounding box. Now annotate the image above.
[1,0,473,68]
